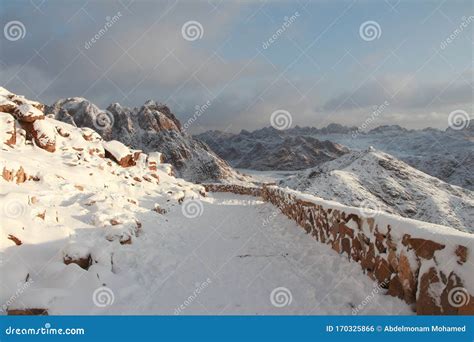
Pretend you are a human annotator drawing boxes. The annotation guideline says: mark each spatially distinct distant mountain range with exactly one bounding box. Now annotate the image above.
[195,127,349,171]
[195,123,473,190]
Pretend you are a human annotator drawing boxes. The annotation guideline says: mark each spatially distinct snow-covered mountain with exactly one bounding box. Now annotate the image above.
[195,127,349,171]
[315,125,473,191]
[47,98,248,184]
[281,148,474,232]
[196,124,473,190]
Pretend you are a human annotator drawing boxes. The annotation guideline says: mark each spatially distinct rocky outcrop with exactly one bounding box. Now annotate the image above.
[205,183,474,315]
[47,98,248,184]
[2,166,28,184]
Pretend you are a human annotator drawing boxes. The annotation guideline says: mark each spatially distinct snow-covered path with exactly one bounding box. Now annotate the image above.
[108,193,411,315]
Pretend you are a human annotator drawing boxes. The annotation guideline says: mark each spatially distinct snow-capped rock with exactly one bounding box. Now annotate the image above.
[280,148,474,232]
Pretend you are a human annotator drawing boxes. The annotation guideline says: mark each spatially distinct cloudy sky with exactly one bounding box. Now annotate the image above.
[1,0,472,133]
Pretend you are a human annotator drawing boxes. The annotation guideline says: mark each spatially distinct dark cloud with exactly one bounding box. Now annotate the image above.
[1,0,472,132]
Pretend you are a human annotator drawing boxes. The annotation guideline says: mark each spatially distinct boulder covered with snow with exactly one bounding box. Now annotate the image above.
[103,140,140,167]
[14,103,45,123]
[22,118,57,153]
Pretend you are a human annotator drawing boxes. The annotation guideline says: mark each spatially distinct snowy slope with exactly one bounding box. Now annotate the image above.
[47,98,249,184]
[315,125,473,191]
[281,148,474,232]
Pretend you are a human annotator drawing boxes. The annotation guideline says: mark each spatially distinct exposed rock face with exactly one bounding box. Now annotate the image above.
[47,98,248,184]
[2,166,28,184]
[204,183,474,316]
[281,149,474,232]
[21,119,57,152]
[14,104,45,122]
[195,127,349,171]
[63,254,92,270]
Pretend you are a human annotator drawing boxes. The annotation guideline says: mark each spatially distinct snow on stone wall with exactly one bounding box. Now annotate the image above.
[204,183,474,315]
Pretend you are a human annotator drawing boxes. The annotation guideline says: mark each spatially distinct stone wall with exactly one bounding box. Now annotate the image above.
[205,183,474,315]
[203,183,262,197]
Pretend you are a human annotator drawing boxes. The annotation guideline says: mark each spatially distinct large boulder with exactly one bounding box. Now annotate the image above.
[103,140,140,167]
[14,104,45,123]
